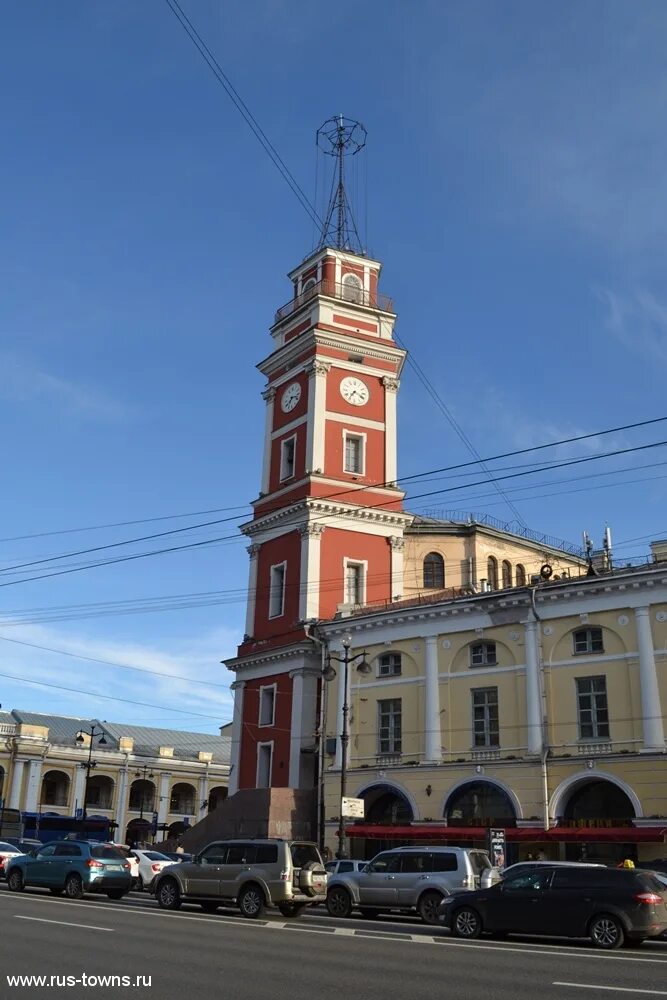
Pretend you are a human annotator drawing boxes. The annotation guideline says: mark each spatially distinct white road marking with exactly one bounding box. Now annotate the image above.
[15,915,113,932]
[554,984,667,996]
[334,927,355,935]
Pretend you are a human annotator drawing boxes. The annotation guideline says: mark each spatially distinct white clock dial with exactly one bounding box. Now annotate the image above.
[340,376,369,407]
[280,381,302,413]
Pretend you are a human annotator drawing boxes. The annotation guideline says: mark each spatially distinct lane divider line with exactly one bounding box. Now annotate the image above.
[15,915,114,933]
[554,984,667,996]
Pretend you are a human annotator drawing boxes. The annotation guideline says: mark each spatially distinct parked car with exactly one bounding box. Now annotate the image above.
[326,846,493,925]
[0,840,25,881]
[161,852,193,864]
[153,839,327,919]
[638,858,667,876]
[325,860,367,877]
[6,841,132,900]
[130,849,177,890]
[439,864,667,949]
[5,838,43,854]
[95,844,139,885]
[500,861,605,880]
[651,872,667,940]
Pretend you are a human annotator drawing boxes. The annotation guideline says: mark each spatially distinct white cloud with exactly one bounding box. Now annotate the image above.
[598,287,667,366]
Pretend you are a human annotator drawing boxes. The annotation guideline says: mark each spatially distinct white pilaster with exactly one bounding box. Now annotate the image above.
[305,360,330,475]
[635,606,665,750]
[115,764,130,840]
[424,636,443,762]
[260,387,276,494]
[228,681,245,796]
[524,615,543,755]
[299,524,325,620]
[157,773,171,828]
[73,765,86,814]
[288,669,307,787]
[7,759,26,810]
[389,536,405,601]
[198,772,209,820]
[333,648,349,770]
[24,759,43,813]
[244,544,261,638]
[382,376,399,484]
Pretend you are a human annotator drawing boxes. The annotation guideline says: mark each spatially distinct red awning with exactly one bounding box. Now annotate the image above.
[346,824,667,844]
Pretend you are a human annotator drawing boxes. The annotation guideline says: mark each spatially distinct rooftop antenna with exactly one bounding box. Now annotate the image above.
[316,115,367,254]
[583,530,596,577]
[603,525,613,571]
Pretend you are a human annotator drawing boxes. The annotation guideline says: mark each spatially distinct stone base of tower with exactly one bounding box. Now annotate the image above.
[158,788,317,854]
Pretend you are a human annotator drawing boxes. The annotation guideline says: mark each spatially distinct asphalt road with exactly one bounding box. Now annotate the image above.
[0,886,666,1000]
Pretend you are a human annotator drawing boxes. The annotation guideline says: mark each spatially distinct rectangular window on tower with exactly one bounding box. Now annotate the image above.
[345,561,365,606]
[256,743,273,788]
[280,435,296,482]
[268,562,286,619]
[258,684,276,727]
[344,433,365,475]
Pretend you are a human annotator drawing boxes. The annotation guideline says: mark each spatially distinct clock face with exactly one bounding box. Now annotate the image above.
[340,376,369,407]
[281,381,302,413]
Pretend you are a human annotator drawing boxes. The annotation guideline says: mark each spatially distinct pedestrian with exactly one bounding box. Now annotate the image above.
[537,849,547,861]
[176,844,185,855]
[525,852,534,861]
[617,858,635,869]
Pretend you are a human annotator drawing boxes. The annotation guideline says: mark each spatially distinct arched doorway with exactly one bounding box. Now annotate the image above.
[85,775,114,810]
[208,786,228,811]
[128,779,156,813]
[40,770,70,807]
[361,783,414,824]
[557,777,637,864]
[444,780,517,827]
[125,817,151,848]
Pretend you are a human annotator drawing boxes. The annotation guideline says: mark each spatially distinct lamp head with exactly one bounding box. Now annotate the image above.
[356,658,372,675]
[76,733,85,745]
[322,661,337,682]
[98,735,108,746]
[342,635,352,650]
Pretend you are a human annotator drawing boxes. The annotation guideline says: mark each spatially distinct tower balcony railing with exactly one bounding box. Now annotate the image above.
[274,279,394,324]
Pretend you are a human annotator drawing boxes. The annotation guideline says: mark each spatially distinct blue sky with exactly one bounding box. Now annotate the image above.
[1,0,667,734]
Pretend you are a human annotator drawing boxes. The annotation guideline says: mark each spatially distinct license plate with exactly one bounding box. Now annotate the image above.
[106,865,124,871]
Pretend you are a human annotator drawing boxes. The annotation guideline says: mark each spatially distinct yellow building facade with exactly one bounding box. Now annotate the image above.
[320,558,667,864]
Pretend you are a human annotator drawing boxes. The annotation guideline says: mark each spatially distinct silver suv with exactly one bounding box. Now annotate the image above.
[153,839,327,919]
[326,846,493,925]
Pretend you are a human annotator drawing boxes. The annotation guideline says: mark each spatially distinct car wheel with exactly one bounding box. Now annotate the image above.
[278,903,307,918]
[238,884,265,919]
[156,878,181,910]
[7,870,24,893]
[590,913,624,950]
[106,890,126,900]
[326,886,353,919]
[452,906,482,939]
[65,874,84,900]
[418,890,444,926]
[358,908,380,919]
[200,901,220,913]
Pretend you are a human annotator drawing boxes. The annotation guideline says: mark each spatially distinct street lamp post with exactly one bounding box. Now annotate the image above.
[75,724,108,822]
[324,636,371,860]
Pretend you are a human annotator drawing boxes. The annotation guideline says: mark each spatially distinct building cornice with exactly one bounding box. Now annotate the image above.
[242,498,413,538]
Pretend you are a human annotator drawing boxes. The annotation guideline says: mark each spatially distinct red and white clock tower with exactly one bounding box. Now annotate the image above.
[225,119,410,796]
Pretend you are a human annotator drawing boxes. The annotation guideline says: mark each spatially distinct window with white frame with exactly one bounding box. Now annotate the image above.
[268,562,286,618]
[378,652,402,677]
[472,687,499,748]
[280,435,296,481]
[258,684,276,727]
[378,699,402,754]
[470,641,498,667]
[573,627,604,655]
[256,743,273,787]
[344,433,364,474]
[345,561,365,605]
[576,676,610,740]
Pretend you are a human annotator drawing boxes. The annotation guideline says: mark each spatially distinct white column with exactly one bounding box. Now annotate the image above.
[333,648,349,770]
[524,615,543,755]
[198,772,209,820]
[382,376,400,484]
[635,607,665,750]
[260,388,275,494]
[244,544,261,639]
[389,536,405,601]
[115,765,130,840]
[424,636,443,763]
[24,759,43,813]
[157,773,171,828]
[228,681,245,796]
[289,669,306,787]
[299,524,324,620]
[305,360,330,475]
[73,765,86,814]
[7,759,26,810]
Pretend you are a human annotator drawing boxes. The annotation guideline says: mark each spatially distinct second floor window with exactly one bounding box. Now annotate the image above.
[501,561,512,588]
[378,652,402,677]
[269,563,286,618]
[345,562,364,605]
[470,641,497,667]
[378,699,402,754]
[259,685,276,727]
[344,434,364,474]
[472,687,499,748]
[515,564,526,587]
[423,552,445,589]
[280,436,296,481]
[487,556,498,590]
[573,627,604,655]
[576,676,610,740]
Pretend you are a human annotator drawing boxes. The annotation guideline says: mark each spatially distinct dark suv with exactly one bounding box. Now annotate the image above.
[439,864,667,949]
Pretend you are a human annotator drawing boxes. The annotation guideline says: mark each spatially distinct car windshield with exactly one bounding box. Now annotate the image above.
[290,843,322,867]
[0,842,18,852]
[90,846,126,860]
[141,852,171,861]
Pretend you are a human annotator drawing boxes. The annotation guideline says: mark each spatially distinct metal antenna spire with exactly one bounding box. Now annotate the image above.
[316,115,367,254]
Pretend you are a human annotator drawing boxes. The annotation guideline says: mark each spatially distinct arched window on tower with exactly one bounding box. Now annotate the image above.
[501,560,512,588]
[515,564,526,587]
[487,556,498,590]
[423,552,445,589]
[341,273,363,304]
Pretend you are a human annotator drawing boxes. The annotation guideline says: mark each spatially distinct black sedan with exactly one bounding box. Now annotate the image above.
[439,865,667,949]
